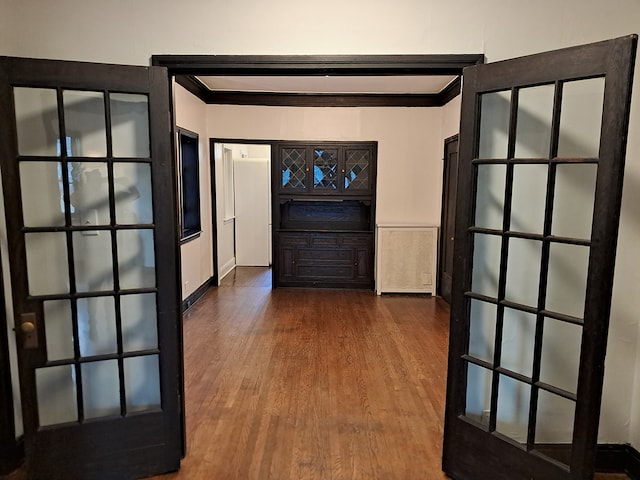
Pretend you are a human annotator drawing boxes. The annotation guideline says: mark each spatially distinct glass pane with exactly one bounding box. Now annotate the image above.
[118,229,155,289]
[478,90,511,159]
[496,375,530,443]
[468,300,497,364]
[313,148,338,189]
[475,164,506,230]
[121,293,158,352]
[69,162,110,226]
[110,93,150,158]
[77,296,117,357]
[540,318,582,394]
[13,87,60,157]
[25,232,69,295]
[281,148,306,189]
[505,238,542,308]
[546,243,589,318]
[510,164,547,234]
[535,390,575,466]
[465,363,493,425]
[36,365,78,426]
[471,233,502,298]
[43,300,74,361]
[20,161,65,227]
[344,149,370,190]
[62,90,107,157]
[558,77,605,158]
[82,360,120,419]
[514,85,555,158]
[551,164,597,240]
[73,231,113,292]
[124,355,161,413]
[114,162,153,224]
[501,308,536,378]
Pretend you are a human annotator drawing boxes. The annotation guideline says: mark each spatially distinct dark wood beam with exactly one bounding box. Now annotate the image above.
[153,54,484,76]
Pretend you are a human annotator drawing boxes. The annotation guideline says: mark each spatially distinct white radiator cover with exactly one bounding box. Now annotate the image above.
[376,225,438,295]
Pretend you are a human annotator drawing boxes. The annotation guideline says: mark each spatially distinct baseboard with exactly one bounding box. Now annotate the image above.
[596,443,640,479]
[219,258,236,281]
[0,437,23,475]
[182,277,214,312]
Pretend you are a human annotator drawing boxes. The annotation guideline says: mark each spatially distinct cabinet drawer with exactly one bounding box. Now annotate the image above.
[280,234,310,246]
[340,236,370,246]
[298,248,352,263]
[298,265,354,279]
[311,236,339,246]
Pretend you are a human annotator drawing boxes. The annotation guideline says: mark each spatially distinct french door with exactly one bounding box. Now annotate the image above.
[0,57,183,479]
[443,35,637,480]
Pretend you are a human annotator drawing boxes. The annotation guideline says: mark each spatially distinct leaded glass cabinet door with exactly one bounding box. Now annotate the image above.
[0,57,182,480]
[280,145,309,192]
[443,36,637,480]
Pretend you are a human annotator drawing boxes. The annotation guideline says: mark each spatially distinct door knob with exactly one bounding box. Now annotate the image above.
[21,321,36,334]
[19,312,38,349]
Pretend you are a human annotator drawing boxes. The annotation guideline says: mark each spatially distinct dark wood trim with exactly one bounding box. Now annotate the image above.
[439,77,462,105]
[175,75,462,108]
[164,54,482,108]
[437,134,459,302]
[175,75,210,102]
[182,277,215,312]
[167,76,187,460]
[0,248,24,474]
[153,54,484,76]
[595,444,640,479]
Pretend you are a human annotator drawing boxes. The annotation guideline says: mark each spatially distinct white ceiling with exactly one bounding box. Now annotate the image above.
[195,75,457,94]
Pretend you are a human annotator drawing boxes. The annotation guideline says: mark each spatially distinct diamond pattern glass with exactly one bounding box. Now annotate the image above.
[345,150,370,190]
[281,148,306,189]
[313,149,338,189]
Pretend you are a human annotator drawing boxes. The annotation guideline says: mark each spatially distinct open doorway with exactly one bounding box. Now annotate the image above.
[211,141,272,284]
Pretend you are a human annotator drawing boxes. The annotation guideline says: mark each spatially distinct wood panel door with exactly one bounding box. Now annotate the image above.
[443,36,637,480]
[439,135,459,303]
[0,56,183,480]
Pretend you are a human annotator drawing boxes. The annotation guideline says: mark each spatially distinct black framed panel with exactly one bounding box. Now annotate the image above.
[443,35,637,480]
[0,56,183,480]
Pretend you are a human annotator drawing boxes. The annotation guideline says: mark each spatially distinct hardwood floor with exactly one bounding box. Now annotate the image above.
[149,267,452,479]
[4,266,631,479]
[147,267,630,480]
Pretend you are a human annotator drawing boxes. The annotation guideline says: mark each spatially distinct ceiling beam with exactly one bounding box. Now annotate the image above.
[159,54,480,107]
[153,54,484,76]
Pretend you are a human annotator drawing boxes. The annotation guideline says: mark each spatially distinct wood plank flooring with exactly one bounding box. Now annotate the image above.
[149,267,451,479]
[147,267,630,480]
[5,266,630,479]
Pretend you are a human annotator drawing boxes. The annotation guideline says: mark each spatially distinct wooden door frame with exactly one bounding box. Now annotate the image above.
[152,54,484,108]
[208,138,276,284]
[437,134,458,301]
[0,254,23,474]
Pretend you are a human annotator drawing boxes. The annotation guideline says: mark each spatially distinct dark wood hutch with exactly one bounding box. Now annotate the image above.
[272,141,377,289]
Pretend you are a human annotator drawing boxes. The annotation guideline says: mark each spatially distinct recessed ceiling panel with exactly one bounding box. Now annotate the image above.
[196,75,457,94]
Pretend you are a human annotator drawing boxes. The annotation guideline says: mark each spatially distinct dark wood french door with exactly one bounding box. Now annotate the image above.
[443,36,637,480]
[439,135,459,304]
[0,57,183,479]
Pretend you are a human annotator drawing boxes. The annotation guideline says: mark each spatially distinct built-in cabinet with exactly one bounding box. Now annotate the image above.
[273,141,377,289]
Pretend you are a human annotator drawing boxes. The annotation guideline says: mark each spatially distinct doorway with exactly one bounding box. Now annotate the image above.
[438,135,459,304]
[211,141,272,283]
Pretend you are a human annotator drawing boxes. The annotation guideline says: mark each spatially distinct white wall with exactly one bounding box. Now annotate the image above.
[208,106,445,226]
[173,83,214,299]
[1,0,639,447]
